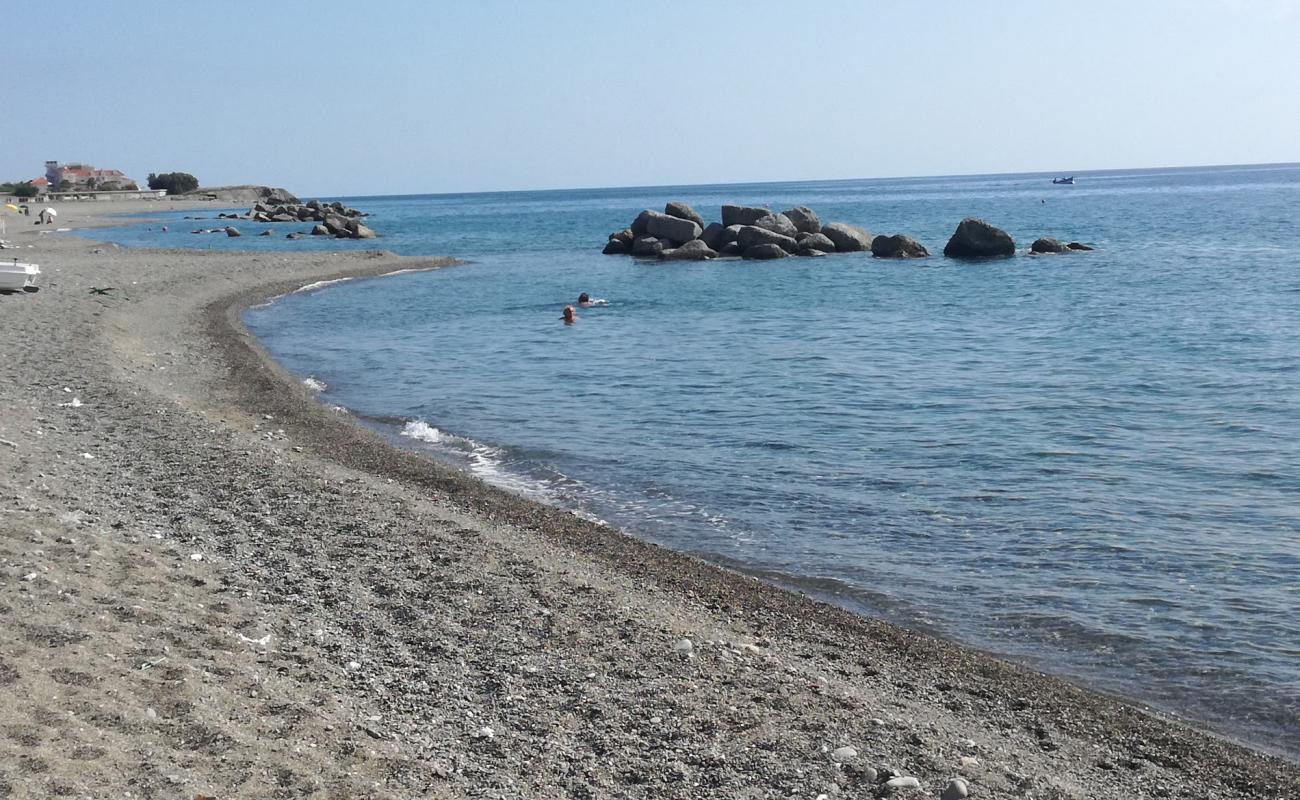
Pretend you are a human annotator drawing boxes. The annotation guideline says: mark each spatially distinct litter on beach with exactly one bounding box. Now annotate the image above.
[0,259,40,292]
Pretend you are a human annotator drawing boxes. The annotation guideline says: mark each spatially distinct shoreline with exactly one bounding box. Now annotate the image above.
[0,201,1296,797]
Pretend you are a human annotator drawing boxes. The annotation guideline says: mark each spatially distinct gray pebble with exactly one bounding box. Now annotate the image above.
[831,745,857,763]
[942,778,969,800]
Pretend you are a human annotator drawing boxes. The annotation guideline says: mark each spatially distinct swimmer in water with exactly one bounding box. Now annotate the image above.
[577,292,608,307]
[561,305,577,324]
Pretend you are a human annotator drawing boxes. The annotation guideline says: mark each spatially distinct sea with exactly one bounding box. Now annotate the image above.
[95,164,1300,756]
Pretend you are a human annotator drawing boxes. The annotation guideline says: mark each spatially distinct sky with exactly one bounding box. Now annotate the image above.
[4,0,1297,196]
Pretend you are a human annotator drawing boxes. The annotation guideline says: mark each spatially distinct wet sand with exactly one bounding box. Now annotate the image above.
[0,200,1296,798]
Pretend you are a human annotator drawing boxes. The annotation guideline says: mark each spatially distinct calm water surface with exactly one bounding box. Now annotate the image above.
[102,165,1300,754]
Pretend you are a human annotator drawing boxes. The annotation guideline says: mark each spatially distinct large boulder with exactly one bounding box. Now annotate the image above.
[310,224,329,236]
[742,243,789,260]
[631,236,666,257]
[871,234,930,259]
[644,210,701,243]
[797,232,837,253]
[699,222,729,251]
[795,245,828,258]
[662,240,717,261]
[752,213,799,238]
[665,201,705,229]
[943,218,1015,258]
[717,241,742,257]
[260,186,300,205]
[737,225,799,253]
[1066,241,1094,251]
[1030,237,1066,254]
[821,222,872,252]
[351,223,377,239]
[324,215,351,236]
[721,204,771,227]
[630,209,656,237]
[782,206,821,234]
[608,228,634,246]
[224,226,241,237]
[602,238,629,255]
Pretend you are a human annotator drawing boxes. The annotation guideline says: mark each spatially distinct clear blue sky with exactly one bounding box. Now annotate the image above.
[5,0,1297,196]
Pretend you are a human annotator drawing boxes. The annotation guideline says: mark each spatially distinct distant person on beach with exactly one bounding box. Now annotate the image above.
[561,305,577,324]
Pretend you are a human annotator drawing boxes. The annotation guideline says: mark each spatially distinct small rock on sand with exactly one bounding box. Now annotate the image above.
[831,745,857,763]
[674,638,694,657]
[885,776,921,791]
[942,777,970,800]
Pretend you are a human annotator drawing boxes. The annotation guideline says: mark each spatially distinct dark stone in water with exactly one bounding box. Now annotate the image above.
[943,218,1015,258]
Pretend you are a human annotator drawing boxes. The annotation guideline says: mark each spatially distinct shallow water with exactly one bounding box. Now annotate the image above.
[101,165,1300,754]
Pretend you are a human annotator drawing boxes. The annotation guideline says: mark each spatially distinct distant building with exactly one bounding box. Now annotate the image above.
[44,160,139,192]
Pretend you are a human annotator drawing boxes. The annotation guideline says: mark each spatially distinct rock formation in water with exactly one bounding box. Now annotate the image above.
[871,234,930,259]
[602,202,896,261]
[943,218,1016,258]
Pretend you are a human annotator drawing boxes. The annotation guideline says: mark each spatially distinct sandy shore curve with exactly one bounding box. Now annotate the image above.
[0,201,1295,798]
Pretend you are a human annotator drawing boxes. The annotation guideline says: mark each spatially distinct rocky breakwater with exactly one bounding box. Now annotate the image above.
[602,202,882,261]
[207,199,378,240]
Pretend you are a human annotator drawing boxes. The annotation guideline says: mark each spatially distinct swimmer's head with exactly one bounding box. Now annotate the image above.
[578,293,591,304]
[562,305,577,322]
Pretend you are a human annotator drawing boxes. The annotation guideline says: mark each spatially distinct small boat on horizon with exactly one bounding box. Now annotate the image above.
[1052,176,1076,185]
[0,259,40,292]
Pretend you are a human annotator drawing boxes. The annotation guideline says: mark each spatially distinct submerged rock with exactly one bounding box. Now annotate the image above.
[662,240,717,261]
[871,234,930,259]
[1030,237,1066,254]
[742,243,789,260]
[797,232,836,253]
[631,236,666,257]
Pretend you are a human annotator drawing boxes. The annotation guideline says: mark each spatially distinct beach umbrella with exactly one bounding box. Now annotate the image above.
[43,207,58,217]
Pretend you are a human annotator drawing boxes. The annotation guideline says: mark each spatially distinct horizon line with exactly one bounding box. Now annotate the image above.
[318,160,1300,200]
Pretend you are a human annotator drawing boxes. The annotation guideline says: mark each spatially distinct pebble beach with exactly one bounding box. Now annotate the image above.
[1,200,1297,799]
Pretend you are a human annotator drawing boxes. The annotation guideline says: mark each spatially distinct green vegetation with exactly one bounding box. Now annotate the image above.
[1,181,39,198]
[147,172,200,194]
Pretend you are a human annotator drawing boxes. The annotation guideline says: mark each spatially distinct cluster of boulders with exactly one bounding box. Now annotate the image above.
[603,202,889,261]
[196,198,377,240]
[603,203,1092,262]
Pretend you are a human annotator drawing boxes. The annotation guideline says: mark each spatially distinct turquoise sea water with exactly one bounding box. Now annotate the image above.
[100,165,1300,755]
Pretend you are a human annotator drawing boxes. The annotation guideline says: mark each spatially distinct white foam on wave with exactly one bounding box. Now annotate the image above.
[302,376,327,392]
[399,419,556,500]
[295,277,356,294]
[401,419,446,444]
